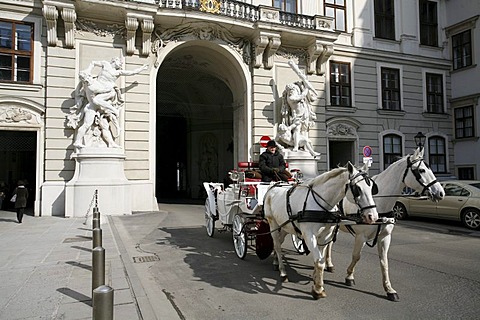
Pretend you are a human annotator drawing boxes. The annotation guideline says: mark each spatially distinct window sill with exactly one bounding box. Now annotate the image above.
[326,105,356,113]
[451,64,477,74]
[0,82,43,92]
[422,112,449,118]
[377,109,405,116]
[453,136,479,143]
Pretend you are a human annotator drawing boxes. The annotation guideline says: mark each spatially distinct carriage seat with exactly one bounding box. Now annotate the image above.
[237,161,296,182]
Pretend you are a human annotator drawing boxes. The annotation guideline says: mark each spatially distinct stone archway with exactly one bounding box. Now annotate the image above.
[155,42,247,202]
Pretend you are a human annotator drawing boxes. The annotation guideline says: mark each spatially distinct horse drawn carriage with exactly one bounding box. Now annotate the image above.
[203,161,303,260]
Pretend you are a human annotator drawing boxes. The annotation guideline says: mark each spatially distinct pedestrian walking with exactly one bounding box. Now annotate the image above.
[13,180,28,223]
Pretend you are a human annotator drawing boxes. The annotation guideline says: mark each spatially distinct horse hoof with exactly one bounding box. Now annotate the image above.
[345,279,355,286]
[387,292,400,302]
[325,266,335,273]
[281,275,289,283]
[311,289,327,300]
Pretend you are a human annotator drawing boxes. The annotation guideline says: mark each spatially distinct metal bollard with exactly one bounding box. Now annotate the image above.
[92,228,102,249]
[92,285,114,320]
[92,246,105,294]
[92,207,100,229]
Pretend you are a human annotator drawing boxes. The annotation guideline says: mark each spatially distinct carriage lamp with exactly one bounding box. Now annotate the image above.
[414,131,426,148]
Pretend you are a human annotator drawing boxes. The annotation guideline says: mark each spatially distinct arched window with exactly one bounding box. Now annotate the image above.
[383,134,402,169]
[428,136,446,173]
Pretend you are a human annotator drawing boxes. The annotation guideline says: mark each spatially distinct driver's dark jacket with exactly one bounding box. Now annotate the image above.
[259,150,286,182]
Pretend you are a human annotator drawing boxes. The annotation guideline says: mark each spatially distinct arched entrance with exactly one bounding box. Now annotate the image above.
[155,42,246,203]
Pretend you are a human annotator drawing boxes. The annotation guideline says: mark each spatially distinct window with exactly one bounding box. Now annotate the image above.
[273,0,297,13]
[428,136,446,173]
[443,183,469,197]
[0,19,33,83]
[383,134,402,169]
[458,167,474,180]
[452,30,472,70]
[419,0,438,46]
[426,73,443,113]
[381,67,401,110]
[330,61,351,107]
[455,106,474,139]
[374,0,395,40]
[325,0,346,32]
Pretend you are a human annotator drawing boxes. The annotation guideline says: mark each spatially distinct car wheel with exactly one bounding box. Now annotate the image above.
[393,202,408,220]
[461,208,480,230]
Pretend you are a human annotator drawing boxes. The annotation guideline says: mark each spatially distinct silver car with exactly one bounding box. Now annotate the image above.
[393,180,480,230]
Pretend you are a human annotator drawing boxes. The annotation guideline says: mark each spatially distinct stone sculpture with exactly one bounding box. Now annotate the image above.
[67,57,148,148]
[276,61,320,157]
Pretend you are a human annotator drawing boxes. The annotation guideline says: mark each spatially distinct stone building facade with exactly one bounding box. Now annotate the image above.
[0,0,462,216]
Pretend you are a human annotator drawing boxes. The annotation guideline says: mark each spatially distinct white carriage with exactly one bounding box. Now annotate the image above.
[203,162,303,259]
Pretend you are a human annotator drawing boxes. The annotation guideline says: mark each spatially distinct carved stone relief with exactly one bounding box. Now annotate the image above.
[0,106,40,125]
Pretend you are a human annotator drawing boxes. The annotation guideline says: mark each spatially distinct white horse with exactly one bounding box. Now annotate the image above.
[325,148,444,301]
[263,162,379,299]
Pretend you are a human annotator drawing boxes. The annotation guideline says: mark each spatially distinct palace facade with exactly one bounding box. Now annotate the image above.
[0,0,477,216]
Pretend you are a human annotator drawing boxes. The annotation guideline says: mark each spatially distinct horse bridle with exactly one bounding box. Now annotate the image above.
[345,171,378,213]
[402,156,438,195]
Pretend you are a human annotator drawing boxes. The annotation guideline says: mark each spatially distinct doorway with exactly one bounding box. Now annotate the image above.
[0,130,36,211]
[329,140,354,169]
[155,50,234,203]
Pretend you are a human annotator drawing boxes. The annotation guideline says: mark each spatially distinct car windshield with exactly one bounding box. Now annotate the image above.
[468,182,480,190]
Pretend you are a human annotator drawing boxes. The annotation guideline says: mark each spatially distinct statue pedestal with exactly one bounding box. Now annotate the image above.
[65,148,131,217]
[282,149,320,179]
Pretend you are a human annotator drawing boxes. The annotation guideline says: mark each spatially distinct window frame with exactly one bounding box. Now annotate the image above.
[419,0,438,47]
[374,0,395,40]
[273,0,297,13]
[452,29,472,70]
[380,67,401,111]
[428,135,447,174]
[324,0,346,32]
[425,72,444,113]
[382,133,403,170]
[422,68,447,114]
[454,105,474,139]
[329,60,352,107]
[0,19,34,83]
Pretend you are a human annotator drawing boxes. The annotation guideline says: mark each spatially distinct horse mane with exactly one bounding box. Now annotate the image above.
[307,167,347,187]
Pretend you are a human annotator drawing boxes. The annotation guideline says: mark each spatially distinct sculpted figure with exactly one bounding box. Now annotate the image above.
[277,80,320,157]
[67,58,148,148]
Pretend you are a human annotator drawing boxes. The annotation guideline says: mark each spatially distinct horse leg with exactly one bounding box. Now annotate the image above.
[304,232,327,299]
[271,227,288,282]
[272,230,287,272]
[378,233,399,301]
[345,235,366,286]
[325,241,335,273]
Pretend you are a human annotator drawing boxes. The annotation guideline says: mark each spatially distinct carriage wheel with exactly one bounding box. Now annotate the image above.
[204,199,215,237]
[232,214,247,259]
[291,234,306,254]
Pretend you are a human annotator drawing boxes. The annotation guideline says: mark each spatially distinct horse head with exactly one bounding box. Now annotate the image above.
[345,162,379,224]
[403,147,445,202]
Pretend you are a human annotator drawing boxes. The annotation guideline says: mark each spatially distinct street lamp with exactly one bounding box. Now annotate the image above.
[414,131,426,148]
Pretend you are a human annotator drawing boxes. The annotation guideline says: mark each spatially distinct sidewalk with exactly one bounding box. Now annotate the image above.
[0,209,158,320]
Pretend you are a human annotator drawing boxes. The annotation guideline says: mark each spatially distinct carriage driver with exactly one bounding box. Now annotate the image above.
[259,140,290,182]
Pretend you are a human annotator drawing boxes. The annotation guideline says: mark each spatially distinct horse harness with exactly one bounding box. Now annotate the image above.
[265,172,378,246]
[402,156,438,195]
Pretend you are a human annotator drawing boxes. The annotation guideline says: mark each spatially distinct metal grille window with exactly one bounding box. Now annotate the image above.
[330,61,351,107]
[324,0,346,32]
[273,0,297,13]
[381,67,400,110]
[0,19,33,83]
[383,134,402,169]
[419,0,438,46]
[426,73,443,113]
[452,30,472,70]
[454,106,474,139]
[374,0,395,40]
[428,136,446,173]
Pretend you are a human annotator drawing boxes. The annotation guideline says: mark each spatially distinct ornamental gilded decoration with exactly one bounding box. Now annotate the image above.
[200,0,221,14]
